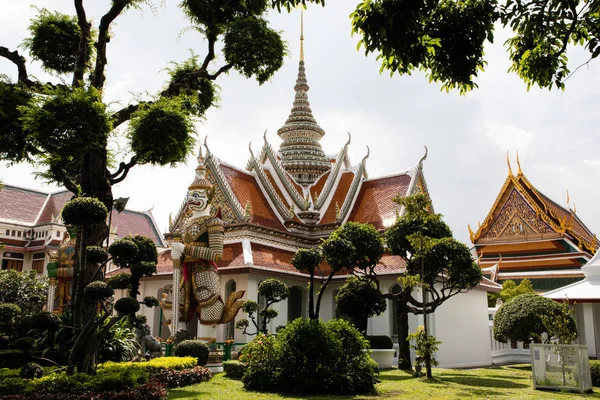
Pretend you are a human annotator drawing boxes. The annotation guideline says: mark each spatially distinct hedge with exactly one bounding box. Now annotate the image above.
[98,356,197,374]
[591,360,600,387]
[365,335,394,349]
[223,360,246,380]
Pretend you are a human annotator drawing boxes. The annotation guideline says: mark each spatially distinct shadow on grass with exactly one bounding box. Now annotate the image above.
[378,370,415,382]
[168,389,208,399]
[504,365,532,372]
[439,374,529,389]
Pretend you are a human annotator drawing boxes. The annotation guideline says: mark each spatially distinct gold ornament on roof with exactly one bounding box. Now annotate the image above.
[516,149,523,175]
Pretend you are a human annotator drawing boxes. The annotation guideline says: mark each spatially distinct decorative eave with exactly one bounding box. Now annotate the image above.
[247,143,293,222]
[339,147,369,223]
[313,134,350,210]
[252,138,306,210]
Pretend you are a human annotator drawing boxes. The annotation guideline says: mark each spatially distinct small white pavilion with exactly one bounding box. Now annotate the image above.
[544,250,600,358]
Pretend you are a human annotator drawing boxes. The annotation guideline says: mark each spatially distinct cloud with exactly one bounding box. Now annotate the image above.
[484,121,534,156]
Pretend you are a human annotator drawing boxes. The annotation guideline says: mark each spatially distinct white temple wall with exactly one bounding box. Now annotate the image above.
[431,287,492,368]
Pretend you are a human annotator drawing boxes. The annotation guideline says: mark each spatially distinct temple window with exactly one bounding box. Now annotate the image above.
[31,253,45,274]
[1,252,24,272]
[287,286,306,321]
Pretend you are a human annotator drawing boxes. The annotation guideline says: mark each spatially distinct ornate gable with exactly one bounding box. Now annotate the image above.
[481,188,555,241]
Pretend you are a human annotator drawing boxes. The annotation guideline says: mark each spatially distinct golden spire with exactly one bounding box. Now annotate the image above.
[506,151,513,176]
[300,9,304,61]
[516,149,523,175]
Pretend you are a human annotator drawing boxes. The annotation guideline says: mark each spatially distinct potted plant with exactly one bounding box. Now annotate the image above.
[366,335,395,369]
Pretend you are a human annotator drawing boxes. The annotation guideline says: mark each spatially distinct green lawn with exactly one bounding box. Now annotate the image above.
[168,365,600,400]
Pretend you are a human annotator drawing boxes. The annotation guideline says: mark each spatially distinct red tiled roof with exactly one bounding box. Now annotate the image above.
[348,174,412,230]
[264,169,290,209]
[37,191,72,224]
[320,172,355,224]
[536,191,596,245]
[219,242,245,268]
[310,171,330,199]
[0,185,48,224]
[220,164,285,231]
[111,210,163,246]
[251,243,298,273]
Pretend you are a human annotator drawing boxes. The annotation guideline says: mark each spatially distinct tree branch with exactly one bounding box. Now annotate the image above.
[207,63,234,80]
[557,0,579,57]
[111,102,147,128]
[0,46,28,83]
[201,35,216,71]
[51,164,80,194]
[92,0,129,89]
[109,157,137,184]
[72,0,91,87]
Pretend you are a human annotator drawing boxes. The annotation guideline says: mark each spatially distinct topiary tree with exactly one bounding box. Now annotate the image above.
[385,194,482,374]
[174,340,210,366]
[335,276,386,334]
[493,293,577,343]
[236,278,289,335]
[0,0,322,374]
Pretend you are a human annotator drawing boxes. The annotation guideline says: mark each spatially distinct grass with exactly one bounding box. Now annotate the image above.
[168,364,600,399]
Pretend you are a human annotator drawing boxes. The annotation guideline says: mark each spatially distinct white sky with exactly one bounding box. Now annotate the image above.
[1,1,600,245]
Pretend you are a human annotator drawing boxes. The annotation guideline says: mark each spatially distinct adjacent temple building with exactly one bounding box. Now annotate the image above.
[470,154,598,292]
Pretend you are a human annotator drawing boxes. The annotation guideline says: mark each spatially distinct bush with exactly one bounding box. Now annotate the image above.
[107,273,132,290]
[223,360,247,380]
[0,350,29,369]
[86,246,108,263]
[365,335,394,349]
[0,376,28,396]
[591,360,600,387]
[84,281,114,300]
[493,293,576,343]
[241,319,377,395]
[98,356,197,374]
[30,311,61,331]
[174,340,210,366]
[61,197,108,225]
[19,362,43,379]
[152,366,212,388]
[239,333,278,391]
[173,329,193,345]
[114,297,140,315]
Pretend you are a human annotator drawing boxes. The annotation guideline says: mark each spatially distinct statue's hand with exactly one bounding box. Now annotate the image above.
[171,242,184,260]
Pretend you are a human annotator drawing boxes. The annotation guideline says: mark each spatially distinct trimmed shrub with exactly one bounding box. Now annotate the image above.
[0,376,28,396]
[239,333,278,391]
[86,246,108,263]
[98,356,196,374]
[173,329,193,345]
[0,350,29,369]
[107,273,132,290]
[20,362,43,379]
[61,197,108,225]
[223,360,246,380]
[84,281,114,300]
[109,239,139,266]
[591,360,600,387]
[30,312,61,331]
[365,335,394,349]
[114,297,140,315]
[152,366,212,388]
[174,340,210,366]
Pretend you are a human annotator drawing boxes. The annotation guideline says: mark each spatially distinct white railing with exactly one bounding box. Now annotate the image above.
[489,307,530,364]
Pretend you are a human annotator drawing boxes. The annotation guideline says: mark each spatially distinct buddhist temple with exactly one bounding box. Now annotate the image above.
[112,14,503,370]
[470,153,598,292]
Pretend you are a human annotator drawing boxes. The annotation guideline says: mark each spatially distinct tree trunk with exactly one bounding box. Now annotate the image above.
[397,295,412,370]
[69,148,112,374]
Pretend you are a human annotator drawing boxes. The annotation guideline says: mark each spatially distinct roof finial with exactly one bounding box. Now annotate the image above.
[566,189,570,207]
[263,129,268,142]
[516,149,523,175]
[419,146,428,167]
[506,150,513,176]
[300,9,304,62]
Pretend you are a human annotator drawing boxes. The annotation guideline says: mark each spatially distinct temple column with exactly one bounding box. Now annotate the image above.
[172,266,181,334]
[47,279,57,312]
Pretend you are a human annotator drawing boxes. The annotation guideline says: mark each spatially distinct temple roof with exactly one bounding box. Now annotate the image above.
[0,184,165,247]
[469,157,597,255]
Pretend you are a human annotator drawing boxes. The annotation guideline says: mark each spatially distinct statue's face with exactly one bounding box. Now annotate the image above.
[186,189,209,212]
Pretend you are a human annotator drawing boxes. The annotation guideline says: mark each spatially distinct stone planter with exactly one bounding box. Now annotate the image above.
[366,349,396,369]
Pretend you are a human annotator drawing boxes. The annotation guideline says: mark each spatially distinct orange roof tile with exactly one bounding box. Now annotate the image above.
[37,191,72,224]
[348,174,412,230]
[220,164,285,231]
[0,185,48,224]
[320,172,355,224]
[264,169,290,209]
[251,243,299,273]
[310,171,330,199]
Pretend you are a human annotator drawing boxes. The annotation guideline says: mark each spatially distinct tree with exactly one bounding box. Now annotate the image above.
[493,293,577,343]
[385,194,482,372]
[0,270,48,316]
[236,278,289,335]
[350,0,600,92]
[0,0,320,374]
[335,276,386,334]
[488,278,536,307]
